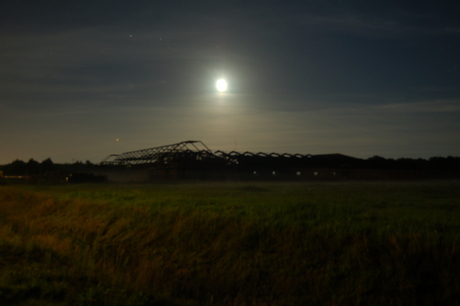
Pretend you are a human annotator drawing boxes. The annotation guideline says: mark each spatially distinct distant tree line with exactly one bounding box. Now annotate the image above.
[1,156,459,177]
[0,158,98,176]
[361,156,460,172]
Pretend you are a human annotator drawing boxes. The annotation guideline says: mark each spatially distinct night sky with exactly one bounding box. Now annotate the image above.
[1,1,459,164]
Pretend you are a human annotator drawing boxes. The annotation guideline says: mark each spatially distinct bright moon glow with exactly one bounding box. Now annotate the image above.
[216,79,228,92]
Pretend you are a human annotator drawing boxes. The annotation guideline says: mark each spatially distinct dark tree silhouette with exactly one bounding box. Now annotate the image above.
[41,158,56,173]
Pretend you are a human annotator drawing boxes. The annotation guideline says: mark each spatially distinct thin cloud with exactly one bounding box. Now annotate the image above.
[377,99,460,113]
[288,11,460,38]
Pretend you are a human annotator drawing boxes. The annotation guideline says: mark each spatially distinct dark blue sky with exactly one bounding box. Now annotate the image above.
[1,1,459,163]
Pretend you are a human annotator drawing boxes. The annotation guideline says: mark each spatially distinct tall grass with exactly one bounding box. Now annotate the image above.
[1,181,460,305]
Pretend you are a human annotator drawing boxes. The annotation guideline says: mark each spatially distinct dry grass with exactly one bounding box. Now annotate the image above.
[0,181,460,305]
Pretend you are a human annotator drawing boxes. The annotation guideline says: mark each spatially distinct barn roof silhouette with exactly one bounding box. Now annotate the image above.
[97,140,437,181]
[101,140,359,168]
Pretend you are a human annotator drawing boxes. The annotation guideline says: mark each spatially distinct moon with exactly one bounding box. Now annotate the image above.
[216,79,228,92]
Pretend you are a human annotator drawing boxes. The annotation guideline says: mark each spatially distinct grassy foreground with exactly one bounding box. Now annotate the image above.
[0,181,460,305]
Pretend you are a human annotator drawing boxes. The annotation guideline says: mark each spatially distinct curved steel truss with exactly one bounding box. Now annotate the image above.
[101,140,358,169]
[101,140,213,165]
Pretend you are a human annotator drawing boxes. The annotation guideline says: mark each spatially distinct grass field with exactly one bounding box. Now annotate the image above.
[0,181,459,305]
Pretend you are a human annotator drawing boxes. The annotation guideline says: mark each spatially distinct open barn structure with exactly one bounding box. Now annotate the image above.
[101,140,215,166]
[98,140,425,182]
[95,140,438,182]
